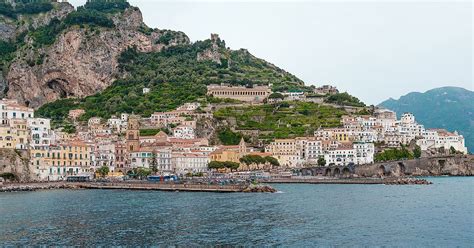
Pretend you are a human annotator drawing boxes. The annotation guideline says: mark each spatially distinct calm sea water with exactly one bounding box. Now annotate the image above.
[0,177,473,246]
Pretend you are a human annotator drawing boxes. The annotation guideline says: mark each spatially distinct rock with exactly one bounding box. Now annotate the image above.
[3,6,190,108]
[242,184,277,193]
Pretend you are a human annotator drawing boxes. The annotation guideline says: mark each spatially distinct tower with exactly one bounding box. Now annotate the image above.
[126,115,140,153]
[238,137,247,154]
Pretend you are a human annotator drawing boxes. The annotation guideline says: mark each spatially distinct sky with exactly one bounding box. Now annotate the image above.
[69,0,472,105]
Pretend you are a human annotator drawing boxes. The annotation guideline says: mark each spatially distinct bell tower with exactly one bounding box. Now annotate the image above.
[126,115,140,153]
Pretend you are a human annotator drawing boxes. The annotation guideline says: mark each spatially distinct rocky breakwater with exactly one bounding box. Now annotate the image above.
[0,183,79,192]
[384,178,432,185]
[242,184,277,193]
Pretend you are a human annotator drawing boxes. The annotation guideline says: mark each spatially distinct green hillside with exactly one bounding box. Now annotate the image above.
[379,86,474,153]
[214,101,346,141]
[37,37,306,121]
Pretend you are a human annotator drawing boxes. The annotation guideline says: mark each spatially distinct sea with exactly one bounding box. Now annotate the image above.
[0,177,472,246]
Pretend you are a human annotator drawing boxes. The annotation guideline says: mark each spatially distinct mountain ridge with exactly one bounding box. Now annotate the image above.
[379,86,473,153]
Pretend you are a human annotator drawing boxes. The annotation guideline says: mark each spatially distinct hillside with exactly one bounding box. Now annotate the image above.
[379,86,474,153]
[1,0,306,116]
[214,101,346,143]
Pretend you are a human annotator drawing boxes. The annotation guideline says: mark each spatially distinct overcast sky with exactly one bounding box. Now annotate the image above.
[69,0,472,105]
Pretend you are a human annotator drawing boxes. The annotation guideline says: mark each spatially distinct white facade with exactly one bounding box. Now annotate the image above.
[27,118,52,149]
[0,99,34,125]
[173,126,195,139]
[172,152,209,174]
[130,149,172,172]
[417,129,467,154]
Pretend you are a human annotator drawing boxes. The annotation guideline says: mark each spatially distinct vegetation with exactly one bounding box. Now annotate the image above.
[239,155,279,167]
[208,161,240,171]
[0,40,16,67]
[413,145,421,159]
[217,128,243,145]
[96,165,110,178]
[325,92,365,107]
[127,167,152,179]
[268,92,284,100]
[214,101,346,141]
[64,8,115,28]
[0,0,53,19]
[375,146,414,162]
[37,34,306,121]
[317,156,326,166]
[82,0,130,13]
[140,129,163,136]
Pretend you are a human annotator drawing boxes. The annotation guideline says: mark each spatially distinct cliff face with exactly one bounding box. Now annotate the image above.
[0,149,34,182]
[1,3,189,108]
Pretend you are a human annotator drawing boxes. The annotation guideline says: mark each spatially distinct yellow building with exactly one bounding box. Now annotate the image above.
[31,141,92,181]
[209,138,247,165]
[0,119,29,149]
[265,138,301,167]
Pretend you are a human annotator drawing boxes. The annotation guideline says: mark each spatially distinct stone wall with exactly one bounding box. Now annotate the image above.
[355,155,473,177]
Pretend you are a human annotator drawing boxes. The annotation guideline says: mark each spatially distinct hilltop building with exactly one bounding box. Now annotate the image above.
[207,84,271,103]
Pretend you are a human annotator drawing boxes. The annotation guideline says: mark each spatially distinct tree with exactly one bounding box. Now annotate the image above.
[136,168,151,179]
[264,156,280,167]
[97,166,109,178]
[268,92,284,99]
[150,155,158,174]
[413,145,422,159]
[317,156,326,166]
[223,161,240,172]
[208,161,224,170]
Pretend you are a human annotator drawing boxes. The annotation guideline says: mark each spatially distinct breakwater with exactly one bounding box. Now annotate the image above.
[260,177,432,185]
[0,182,276,193]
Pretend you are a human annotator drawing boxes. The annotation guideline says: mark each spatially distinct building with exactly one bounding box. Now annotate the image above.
[30,141,92,181]
[314,85,339,95]
[209,138,247,165]
[173,125,195,139]
[126,115,140,153]
[417,129,467,154]
[130,147,172,172]
[172,151,209,174]
[0,99,34,125]
[27,118,52,149]
[207,84,272,103]
[265,139,301,167]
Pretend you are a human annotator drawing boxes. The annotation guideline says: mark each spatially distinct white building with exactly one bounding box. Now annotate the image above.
[27,118,52,149]
[0,99,34,125]
[417,129,467,154]
[130,148,172,172]
[172,152,209,174]
[353,142,375,165]
[173,125,195,139]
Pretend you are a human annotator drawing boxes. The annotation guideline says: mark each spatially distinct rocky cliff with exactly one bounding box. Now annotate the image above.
[1,2,189,108]
[0,149,34,182]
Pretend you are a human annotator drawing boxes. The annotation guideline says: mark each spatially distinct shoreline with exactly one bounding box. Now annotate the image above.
[0,181,275,193]
[0,177,439,193]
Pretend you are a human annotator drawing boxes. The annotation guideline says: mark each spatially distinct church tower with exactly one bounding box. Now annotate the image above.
[126,115,140,153]
[238,137,247,154]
